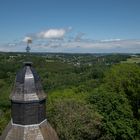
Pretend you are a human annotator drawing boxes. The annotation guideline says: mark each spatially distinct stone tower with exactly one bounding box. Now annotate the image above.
[0,62,59,140]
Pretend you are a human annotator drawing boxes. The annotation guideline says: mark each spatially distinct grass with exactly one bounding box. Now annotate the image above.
[48,87,90,104]
[121,57,140,64]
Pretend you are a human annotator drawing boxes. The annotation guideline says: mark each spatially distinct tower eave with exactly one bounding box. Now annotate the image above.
[1,120,59,140]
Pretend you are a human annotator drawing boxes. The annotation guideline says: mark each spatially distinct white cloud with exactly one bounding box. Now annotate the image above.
[100,39,121,42]
[74,32,85,42]
[37,29,66,39]
[22,36,32,42]
[1,38,140,53]
[1,26,140,53]
[8,43,16,47]
[25,36,139,53]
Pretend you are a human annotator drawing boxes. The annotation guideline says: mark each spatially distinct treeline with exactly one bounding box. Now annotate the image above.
[0,53,140,140]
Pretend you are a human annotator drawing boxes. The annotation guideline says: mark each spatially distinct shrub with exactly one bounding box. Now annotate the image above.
[47,99,102,140]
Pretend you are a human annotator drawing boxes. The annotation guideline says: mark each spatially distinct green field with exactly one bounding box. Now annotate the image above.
[121,56,140,63]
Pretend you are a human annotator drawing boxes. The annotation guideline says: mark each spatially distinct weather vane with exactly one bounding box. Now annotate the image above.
[26,38,32,53]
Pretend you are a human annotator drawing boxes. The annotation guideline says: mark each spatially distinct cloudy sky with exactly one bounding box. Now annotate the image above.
[0,0,140,53]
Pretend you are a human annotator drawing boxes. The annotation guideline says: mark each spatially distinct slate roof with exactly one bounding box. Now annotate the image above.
[0,120,59,140]
[10,62,46,102]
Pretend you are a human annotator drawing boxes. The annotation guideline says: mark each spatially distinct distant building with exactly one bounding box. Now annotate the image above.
[0,62,59,140]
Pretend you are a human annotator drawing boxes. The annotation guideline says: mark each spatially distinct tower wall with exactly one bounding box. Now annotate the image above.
[11,99,46,125]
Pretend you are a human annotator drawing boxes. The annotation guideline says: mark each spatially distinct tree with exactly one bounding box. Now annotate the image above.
[89,87,135,140]
[104,63,140,119]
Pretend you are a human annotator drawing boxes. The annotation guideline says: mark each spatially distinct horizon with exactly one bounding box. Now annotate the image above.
[0,51,139,55]
[0,0,140,53]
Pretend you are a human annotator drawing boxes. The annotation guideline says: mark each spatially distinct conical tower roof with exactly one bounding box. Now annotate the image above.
[10,62,46,102]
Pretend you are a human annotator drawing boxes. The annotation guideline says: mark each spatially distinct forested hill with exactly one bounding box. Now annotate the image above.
[0,53,140,140]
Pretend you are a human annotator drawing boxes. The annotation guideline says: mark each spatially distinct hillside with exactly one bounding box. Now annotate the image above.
[0,53,140,140]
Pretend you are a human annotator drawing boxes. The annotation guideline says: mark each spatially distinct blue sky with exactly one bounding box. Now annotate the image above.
[0,0,140,53]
